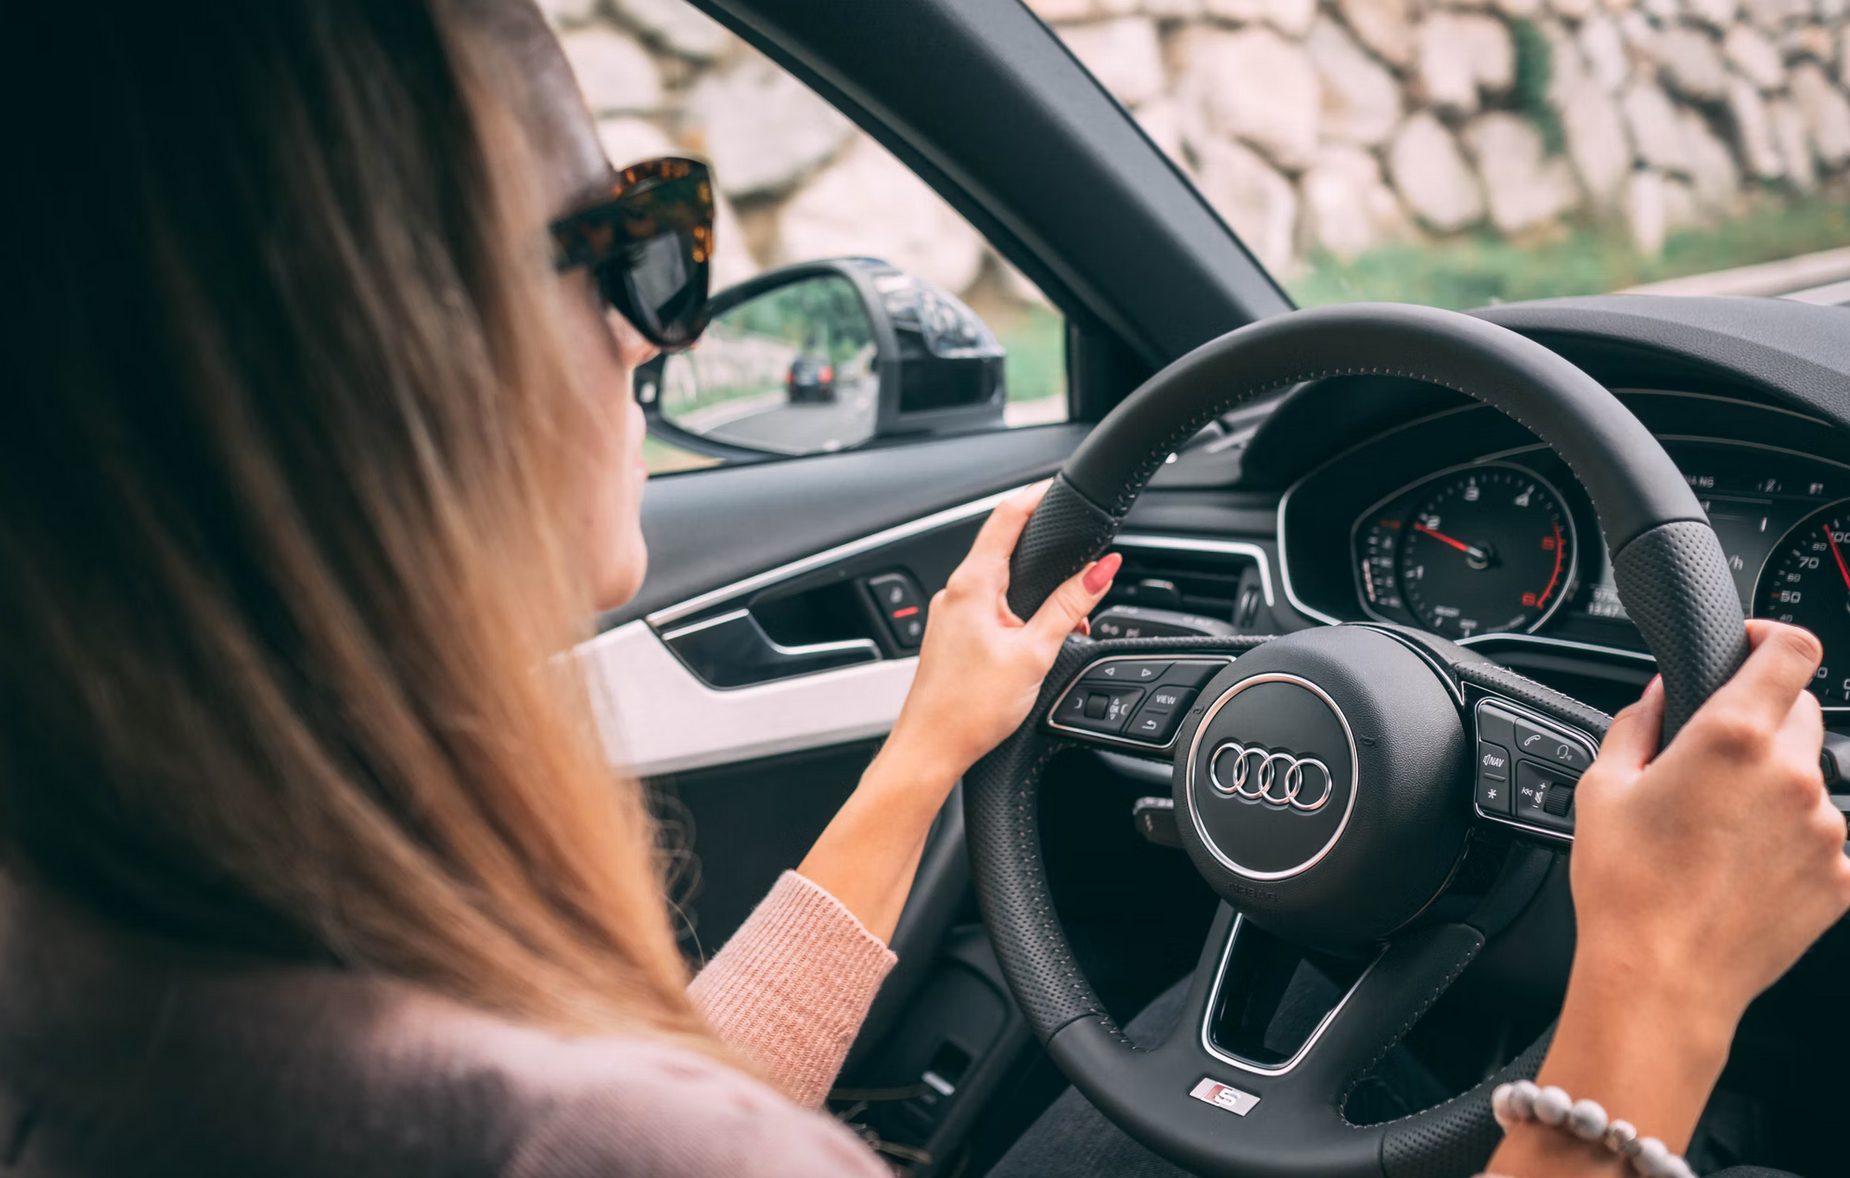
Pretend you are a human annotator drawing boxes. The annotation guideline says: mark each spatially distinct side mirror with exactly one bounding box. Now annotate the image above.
[635,258,1006,460]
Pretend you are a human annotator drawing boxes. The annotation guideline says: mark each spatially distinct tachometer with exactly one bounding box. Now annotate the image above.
[1395,466,1577,639]
[1753,500,1850,705]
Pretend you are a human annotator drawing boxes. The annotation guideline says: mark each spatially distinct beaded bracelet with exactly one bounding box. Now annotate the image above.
[1491,1080,1696,1178]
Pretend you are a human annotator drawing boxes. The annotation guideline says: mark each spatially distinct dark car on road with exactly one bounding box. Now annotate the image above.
[785,352,834,403]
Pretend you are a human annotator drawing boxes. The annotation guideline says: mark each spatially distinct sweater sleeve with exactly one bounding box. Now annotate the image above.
[687,870,897,1108]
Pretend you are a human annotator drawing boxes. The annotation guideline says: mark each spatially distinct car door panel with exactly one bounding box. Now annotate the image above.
[599,422,1087,629]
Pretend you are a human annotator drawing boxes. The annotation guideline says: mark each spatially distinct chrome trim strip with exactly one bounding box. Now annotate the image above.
[1182,672,1359,881]
[1274,479,1345,627]
[645,484,1030,628]
[658,607,881,664]
[1198,913,1381,1077]
[1457,632,1655,662]
[577,620,917,777]
[1047,655,1236,752]
[1113,533,1276,607]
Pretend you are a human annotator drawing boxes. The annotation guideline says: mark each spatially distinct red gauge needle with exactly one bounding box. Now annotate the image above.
[1414,522,1493,566]
[1413,522,1472,553]
[1824,523,1850,592]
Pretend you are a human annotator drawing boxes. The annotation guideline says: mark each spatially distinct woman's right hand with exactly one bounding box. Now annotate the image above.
[1487,621,1850,1175]
[1570,619,1850,1028]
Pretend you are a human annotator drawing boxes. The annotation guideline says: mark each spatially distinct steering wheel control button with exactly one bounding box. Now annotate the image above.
[1515,761,1579,833]
[1082,659,1170,685]
[1050,658,1232,747]
[1513,717,1592,771]
[1056,686,1145,736]
[1477,741,1510,781]
[1543,782,1575,817]
[1143,685,1196,714]
[864,571,927,650]
[1159,660,1228,689]
[1127,706,1186,742]
[1475,703,1517,749]
[1475,741,1513,815]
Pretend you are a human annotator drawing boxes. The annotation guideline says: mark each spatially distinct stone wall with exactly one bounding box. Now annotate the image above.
[545,0,1850,300]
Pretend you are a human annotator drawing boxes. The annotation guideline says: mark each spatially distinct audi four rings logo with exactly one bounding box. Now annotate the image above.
[1209,742,1335,812]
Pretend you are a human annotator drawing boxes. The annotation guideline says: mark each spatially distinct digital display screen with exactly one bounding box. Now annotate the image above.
[1574,444,1846,625]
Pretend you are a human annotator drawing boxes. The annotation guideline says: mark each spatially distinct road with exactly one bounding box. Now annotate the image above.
[700,376,880,455]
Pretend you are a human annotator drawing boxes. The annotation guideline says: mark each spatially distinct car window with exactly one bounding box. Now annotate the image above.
[1037,1,1850,310]
[543,0,1068,475]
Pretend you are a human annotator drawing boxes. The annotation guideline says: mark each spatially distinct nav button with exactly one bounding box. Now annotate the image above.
[1475,740,1512,816]
[1477,741,1511,781]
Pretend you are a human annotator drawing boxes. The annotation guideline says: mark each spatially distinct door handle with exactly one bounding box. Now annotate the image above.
[659,608,881,688]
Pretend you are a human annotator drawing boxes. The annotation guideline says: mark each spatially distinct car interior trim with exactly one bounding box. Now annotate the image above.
[1348,625,1466,706]
[577,619,917,778]
[1196,912,1383,1078]
[1113,532,1277,607]
[656,606,883,663]
[645,485,1029,629]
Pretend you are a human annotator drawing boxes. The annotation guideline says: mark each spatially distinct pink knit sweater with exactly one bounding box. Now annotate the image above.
[687,870,897,1109]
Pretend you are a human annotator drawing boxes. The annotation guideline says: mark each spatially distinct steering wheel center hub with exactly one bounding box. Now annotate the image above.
[1185,673,1357,879]
[1173,625,1471,948]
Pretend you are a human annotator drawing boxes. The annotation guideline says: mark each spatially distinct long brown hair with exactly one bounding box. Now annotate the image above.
[0,0,708,1041]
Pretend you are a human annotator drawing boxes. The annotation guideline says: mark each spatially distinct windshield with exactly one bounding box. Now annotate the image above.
[1043,5,1850,308]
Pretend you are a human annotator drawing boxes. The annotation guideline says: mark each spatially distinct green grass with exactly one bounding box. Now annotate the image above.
[990,301,1065,404]
[1291,191,1850,311]
[643,434,720,475]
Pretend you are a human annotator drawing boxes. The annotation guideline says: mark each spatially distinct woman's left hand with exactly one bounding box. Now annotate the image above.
[802,482,1119,940]
[883,481,1122,785]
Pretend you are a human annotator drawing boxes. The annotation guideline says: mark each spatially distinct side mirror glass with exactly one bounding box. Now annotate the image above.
[638,258,1006,461]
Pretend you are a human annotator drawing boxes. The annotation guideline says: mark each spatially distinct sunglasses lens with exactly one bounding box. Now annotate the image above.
[596,172,713,350]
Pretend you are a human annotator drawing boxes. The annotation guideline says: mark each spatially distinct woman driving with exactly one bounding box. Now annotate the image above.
[0,2,1844,1177]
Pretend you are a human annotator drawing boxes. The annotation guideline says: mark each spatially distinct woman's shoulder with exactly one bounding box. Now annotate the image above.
[0,905,882,1177]
[410,996,886,1177]
[492,1031,884,1177]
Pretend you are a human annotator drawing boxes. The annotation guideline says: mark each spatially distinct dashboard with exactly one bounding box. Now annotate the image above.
[1275,390,1850,711]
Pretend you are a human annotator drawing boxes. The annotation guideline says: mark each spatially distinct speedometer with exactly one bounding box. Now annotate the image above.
[1754,500,1850,705]
[1395,466,1577,640]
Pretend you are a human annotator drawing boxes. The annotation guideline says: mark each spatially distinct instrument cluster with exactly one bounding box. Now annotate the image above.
[1278,392,1850,710]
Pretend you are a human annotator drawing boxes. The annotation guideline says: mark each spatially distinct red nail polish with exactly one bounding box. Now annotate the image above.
[1084,552,1122,594]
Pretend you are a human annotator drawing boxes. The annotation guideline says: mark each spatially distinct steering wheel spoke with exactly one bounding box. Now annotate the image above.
[1052,904,1516,1177]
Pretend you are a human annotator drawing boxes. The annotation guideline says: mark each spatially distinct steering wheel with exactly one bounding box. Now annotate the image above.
[965,304,1750,1178]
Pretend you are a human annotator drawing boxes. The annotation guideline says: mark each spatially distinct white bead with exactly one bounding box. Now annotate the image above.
[1634,1136,1674,1178]
[1491,1083,1518,1129]
[1506,1080,1539,1121]
[1604,1119,1639,1155]
[1567,1097,1608,1141]
[1533,1084,1572,1127]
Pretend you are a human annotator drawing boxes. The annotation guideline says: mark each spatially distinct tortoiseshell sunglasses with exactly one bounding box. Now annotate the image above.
[550,156,715,352]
